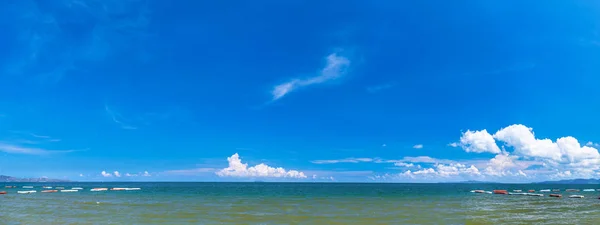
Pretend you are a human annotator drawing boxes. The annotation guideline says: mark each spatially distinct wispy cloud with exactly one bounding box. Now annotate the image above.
[9,131,61,142]
[162,168,217,175]
[366,83,395,93]
[5,0,153,85]
[311,158,376,164]
[0,142,82,155]
[311,156,458,165]
[413,144,423,149]
[271,53,350,100]
[104,104,138,130]
[462,63,536,77]
[0,131,82,155]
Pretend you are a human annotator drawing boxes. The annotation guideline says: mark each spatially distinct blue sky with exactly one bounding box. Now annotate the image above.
[2,0,600,182]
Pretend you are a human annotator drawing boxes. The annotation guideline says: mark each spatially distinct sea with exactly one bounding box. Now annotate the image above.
[1,182,600,224]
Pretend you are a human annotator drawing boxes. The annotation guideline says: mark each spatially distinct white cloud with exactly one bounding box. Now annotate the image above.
[162,168,215,175]
[448,124,600,181]
[435,163,481,177]
[458,129,501,154]
[413,144,423,149]
[553,170,572,178]
[401,156,456,164]
[448,142,459,147]
[311,158,374,164]
[482,153,527,177]
[125,173,134,177]
[104,104,137,130]
[113,171,121,177]
[101,171,112,177]
[79,174,84,177]
[366,83,395,93]
[400,163,481,178]
[216,153,307,178]
[382,144,387,147]
[586,141,600,147]
[142,171,151,177]
[394,162,414,167]
[0,142,78,155]
[311,156,456,165]
[413,168,436,175]
[492,124,600,164]
[271,53,350,100]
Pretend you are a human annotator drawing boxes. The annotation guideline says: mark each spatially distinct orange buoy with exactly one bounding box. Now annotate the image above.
[549,194,562,198]
[493,190,508,194]
[528,190,535,193]
[0,191,6,195]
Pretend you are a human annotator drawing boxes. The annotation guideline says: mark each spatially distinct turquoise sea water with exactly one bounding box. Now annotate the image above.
[1,183,600,224]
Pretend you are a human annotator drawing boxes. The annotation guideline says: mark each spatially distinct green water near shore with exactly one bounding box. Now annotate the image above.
[1,183,600,224]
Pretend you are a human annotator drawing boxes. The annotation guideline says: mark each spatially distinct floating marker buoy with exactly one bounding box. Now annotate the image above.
[493,190,508,194]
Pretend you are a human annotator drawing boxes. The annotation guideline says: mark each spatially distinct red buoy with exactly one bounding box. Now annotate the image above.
[0,191,7,195]
[493,190,508,194]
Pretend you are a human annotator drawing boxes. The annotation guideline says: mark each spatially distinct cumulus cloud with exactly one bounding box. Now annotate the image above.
[401,163,481,178]
[436,163,481,177]
[370,125,600,182]
[216,153,307,178]
[490,124,600,166]
[451,124,600,180]
[413,168,436,175]
[271,53,350,100]
[458,129,501,154]
[101,171,112,177]
[113,171,121,177]
[142,171,151,177]
[413,144,423,149]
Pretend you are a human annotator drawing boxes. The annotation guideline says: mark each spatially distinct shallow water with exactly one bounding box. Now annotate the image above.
[1,183,600,224]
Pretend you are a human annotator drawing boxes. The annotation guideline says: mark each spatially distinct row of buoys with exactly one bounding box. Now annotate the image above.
[1,187,141,195]
[484,189,599,193]
[472,190,596,199]
[6,186,76,189]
